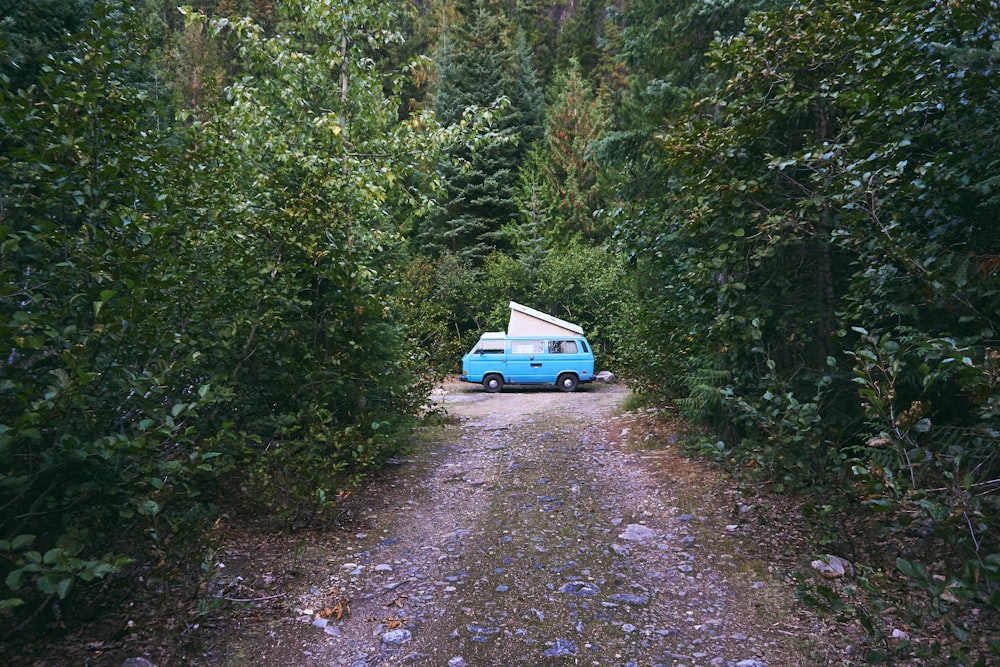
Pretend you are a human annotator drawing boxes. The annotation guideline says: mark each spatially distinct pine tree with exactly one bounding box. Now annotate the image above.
[542,59,610,241]
[419,0,543,265]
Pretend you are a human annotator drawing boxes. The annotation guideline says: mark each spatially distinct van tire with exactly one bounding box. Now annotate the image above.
[557,373,579,392]
[483,374,504,393]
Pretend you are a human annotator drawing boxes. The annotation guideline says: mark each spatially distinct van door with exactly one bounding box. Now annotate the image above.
[465,336,506,383]
[506,338,548,383]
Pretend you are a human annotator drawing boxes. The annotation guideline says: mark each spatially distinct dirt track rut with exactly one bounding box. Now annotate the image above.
[215,381,820,666]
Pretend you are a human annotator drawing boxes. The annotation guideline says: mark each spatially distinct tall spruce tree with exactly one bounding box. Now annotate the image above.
[419,0,543,264]
[542,59,610,241]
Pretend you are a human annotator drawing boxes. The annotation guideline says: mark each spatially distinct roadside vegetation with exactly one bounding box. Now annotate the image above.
[2,0,997,663]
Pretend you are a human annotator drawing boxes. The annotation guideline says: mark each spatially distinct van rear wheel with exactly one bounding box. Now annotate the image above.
[483,374,504,393]
[557,373,579,392]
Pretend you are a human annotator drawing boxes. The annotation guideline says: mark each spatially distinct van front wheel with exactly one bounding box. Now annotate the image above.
[557,374,579,392]
[483,374,504,393]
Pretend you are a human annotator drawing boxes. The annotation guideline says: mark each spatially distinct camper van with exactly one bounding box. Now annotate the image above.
[460,303,595,392]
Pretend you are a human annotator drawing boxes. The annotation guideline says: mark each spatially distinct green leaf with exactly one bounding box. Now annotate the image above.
[5,569,25,591]
[11,535,35,551]
[896,557,927,581]
[37,574,59,595]
[55,576,73,600]
[0,598,25,611]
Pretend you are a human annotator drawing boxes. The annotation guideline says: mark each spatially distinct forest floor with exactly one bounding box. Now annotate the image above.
[8,379,926,666]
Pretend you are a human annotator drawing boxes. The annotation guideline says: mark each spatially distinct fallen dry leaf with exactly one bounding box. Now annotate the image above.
[318,598,351,620]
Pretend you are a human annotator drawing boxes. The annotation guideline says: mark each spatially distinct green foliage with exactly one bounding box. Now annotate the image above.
[0,2,230,619]
[419,1,544,264]
[0,0,98,90]
[612,0,1000,655]
[1,0,436,624]
[848,330,1000,627]
[794,563,897,662]
[188,0,436,515]
[535,59,612,242]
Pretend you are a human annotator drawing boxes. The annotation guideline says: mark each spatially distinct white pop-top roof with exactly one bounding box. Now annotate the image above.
[507,301,584,336]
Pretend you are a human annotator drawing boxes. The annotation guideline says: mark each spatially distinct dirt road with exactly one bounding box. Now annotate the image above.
[212,380,834,666]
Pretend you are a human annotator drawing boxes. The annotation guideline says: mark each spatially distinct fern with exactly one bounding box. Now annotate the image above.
[675,368,731,423]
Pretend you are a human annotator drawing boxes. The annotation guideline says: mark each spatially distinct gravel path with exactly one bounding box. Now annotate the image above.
[215,381,820,666]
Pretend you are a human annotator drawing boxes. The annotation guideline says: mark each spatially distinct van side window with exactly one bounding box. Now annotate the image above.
[476,340,505,354]
[548,340,578,354]
[512,340,544,354]
[580,340,589,353]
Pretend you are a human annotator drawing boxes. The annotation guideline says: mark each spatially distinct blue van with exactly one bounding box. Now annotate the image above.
[460,333,595,392]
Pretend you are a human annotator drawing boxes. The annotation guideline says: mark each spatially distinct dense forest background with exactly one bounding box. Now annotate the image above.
[2,0,998,661]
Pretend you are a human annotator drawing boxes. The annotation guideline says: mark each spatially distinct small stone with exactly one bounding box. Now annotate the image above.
[312,618,329,629]
[541,638,578,657]
[811,554,853,578]
[622,623,637,633]
[619,524,656,541]
[448,658,467,667]
[341,562,359,571]
[608,593,649,606]
[735,660,768,667]
[597,370,616,383]
[375,563,393,573]
[559,581,601,596]
[382,629,413,645]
